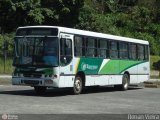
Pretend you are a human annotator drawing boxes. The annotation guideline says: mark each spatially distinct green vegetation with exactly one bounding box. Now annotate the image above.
[150,55,160,70]
[0,57,13,74]
[1,0,160,55]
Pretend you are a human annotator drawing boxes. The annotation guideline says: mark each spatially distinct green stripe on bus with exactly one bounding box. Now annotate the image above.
[119,61,146,74]
[76,58,148,75]
[99,60,144,74]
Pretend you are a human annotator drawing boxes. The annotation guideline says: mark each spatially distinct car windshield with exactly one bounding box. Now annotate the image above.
[13,36,59,67]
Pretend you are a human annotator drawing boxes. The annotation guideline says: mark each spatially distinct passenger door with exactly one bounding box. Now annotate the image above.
[59,33,74,87]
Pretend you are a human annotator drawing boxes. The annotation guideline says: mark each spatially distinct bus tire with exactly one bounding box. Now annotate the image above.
[34,86,47,95]
[121,74,129,91]
[114,74,129,91]
[73,76,83,95]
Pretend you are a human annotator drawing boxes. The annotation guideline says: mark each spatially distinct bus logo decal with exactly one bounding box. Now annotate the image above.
[81,63,87,71]
[81,63,98,71]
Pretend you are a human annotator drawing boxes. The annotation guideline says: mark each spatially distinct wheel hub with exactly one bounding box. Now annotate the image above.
[75,80,81,91]
[123,76,128,89]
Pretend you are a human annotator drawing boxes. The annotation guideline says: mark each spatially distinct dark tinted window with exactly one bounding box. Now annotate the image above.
[16,28,58,36]
[145,45,149,60]
[129,44,137,60]
[86,38,96,57]
[98,39,108,58]
[74,36,85,57]
[110,41,118,59]
[138,45,145,60]
[119,42,128,59]
[60,38,72,66]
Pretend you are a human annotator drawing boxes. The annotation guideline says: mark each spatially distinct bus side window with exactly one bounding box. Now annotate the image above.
[60,38,72,66]
[74,36,84,57]
[85,37,96,57]
[138,45,145,61]
[98,39,108,58]
[144,45,149,61]
[119,42,128,59]
[129,44,137,60]
[110,41,118,59]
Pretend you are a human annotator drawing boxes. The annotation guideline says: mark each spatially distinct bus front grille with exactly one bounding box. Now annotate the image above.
[23,73,42,78]
[23,80,40,85]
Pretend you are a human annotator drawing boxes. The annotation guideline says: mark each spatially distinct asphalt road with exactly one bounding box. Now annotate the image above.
[0,85,160,120]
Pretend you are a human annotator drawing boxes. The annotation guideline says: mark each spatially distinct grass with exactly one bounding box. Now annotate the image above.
[0,57,13,74]
[150,75,160,79]
[150,55,160,79]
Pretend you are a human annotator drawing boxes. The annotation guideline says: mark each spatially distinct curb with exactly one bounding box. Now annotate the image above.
[144,79,160,88]
[0,75,12,78]
[144,84,160,88]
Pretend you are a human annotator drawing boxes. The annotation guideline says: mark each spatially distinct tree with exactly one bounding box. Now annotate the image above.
[0,0,42,32]
[0,0,84,32]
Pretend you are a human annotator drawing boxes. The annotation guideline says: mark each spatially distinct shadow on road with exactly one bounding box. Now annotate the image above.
[0,86,143,97]
[82,86,142,94]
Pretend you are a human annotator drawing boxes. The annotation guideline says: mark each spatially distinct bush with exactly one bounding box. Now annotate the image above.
[153,60,160,70]
[150,55,160,70]
[0,32,15,57]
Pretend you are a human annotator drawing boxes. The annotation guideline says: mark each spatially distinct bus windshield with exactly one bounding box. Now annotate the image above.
[13,36,59,67]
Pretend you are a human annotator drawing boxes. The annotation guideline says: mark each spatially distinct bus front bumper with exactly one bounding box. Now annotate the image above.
[12,77,59,87]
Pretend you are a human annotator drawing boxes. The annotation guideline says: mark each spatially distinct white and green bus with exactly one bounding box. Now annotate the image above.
[12,26,150,95]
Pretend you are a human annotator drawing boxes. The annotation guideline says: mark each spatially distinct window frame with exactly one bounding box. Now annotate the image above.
[72,33,149,61]
[74,35,85,57]
[98,39,109,58]
[119,42,129,60]
[137,44,145,61]
[144,45,149,61]
[128,43,137,60]
[109,40,119,59]
[60,38,73,66]
[85,37,97,58]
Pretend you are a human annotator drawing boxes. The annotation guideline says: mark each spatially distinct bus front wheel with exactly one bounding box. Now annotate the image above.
[73,76,83,95]
[34,86,47,95]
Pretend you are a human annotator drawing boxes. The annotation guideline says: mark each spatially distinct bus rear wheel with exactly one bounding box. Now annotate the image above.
[73,76,83,95]
[115,74,129,91]
[34,86,47,95]
[121,74,129,91]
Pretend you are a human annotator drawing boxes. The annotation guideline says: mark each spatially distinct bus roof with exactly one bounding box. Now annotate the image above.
[17,26,149,45]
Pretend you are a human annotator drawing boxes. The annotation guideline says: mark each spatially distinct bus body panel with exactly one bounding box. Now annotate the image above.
[12,26,150,90]
[137,62,150,83]
[58,76,74,88]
